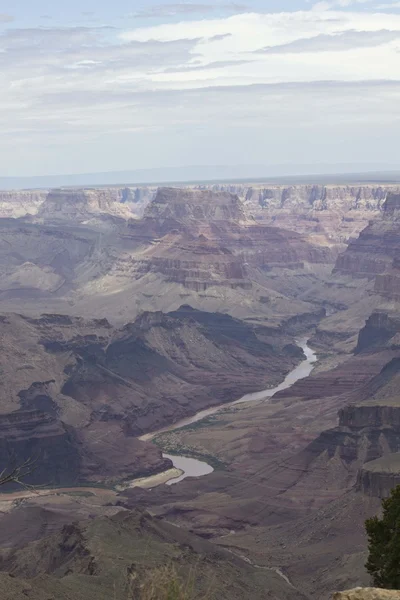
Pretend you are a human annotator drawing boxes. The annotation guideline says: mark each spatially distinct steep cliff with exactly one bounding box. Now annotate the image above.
[0,187,332,324]
[358,454,400,498]
[309,193,400,352]
[36,188,143,224]
[335,194,400,288]
[0,190,46,218]
[0,307,301,487]
[356,312,400,354]
[203,184,400,249]
[3,183,397,242]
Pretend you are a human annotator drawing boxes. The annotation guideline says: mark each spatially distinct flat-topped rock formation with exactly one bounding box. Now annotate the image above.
[0,190,46,218]
[3,183,398,244]
[0,186,334,324]
[0,186,157,220]
[145,186,247,225]
[208,183,394,213]
[358,453,400,497]
[202,184,400,250]
[36,188,148,224]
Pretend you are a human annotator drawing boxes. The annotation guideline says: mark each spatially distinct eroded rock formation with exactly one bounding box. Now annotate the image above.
[0,307,300,487]
[0,187,334,325]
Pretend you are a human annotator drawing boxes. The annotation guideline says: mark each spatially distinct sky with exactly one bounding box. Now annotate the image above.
[0,0,400,177]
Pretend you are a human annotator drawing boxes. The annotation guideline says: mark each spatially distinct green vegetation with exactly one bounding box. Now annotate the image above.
[153,436,227,471]
[365,484,400,588]
[64,490,95,498]
[173,416,228,433]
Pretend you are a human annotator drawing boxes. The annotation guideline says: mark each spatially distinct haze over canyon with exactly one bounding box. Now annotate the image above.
[2,1,400,598]
[0,178,399,599]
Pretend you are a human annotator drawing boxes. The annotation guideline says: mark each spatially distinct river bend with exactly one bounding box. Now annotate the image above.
[153,339,317,485]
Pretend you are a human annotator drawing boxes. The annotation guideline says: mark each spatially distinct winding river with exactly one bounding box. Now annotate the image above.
[0,340,317,501]
[141,339,317,486]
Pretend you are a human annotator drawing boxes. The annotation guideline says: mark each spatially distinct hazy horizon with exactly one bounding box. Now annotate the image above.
[2,163,400,191]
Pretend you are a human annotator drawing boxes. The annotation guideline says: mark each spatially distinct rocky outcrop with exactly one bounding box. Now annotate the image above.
[121,187,334,315]
[0,218,96,298]
[0,190,46,218]
[0,409,81,488]
[145,186,247,225]
[63,305,303,436]
[334,194,400,292]
[358,453,400,497]
[0,509,305,600]
[333,589,400,600]
[36,188,136,224]
[203,184,400,249]
[0,187,333,324]
[0,187,157,220]
[4,183,397,227]
[0,307,301,486]
[207,184,394,213]
[339,404,400,429]
[310,193,400,351]
[356,312,400,354]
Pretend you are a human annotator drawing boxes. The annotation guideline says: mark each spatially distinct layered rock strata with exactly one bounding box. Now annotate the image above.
[0,307,300,487]
[0,187,333,325]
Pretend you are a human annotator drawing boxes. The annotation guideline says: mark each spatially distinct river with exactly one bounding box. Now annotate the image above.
[149,339,317,485]
[0,340,317,499]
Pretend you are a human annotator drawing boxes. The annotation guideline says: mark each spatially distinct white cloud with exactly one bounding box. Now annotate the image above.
[132,3,247,18]
[377,1,400,7]
[312,0,374,8]
[312,2,333,10]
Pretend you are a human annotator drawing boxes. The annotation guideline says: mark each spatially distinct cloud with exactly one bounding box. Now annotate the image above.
[208,33,232,41]
[0,27,200,81]
[162,58,251,73]
[256,29,400,53]
[0,13,13,23]
[132,3,247,18]
[312,0,374,8]
[1,6,400,175]
[377,1,400,8]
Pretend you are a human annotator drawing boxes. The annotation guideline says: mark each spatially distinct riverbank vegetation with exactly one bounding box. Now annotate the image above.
[154,434,228,471]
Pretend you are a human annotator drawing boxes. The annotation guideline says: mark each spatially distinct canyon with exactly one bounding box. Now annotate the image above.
[1,184,400,599]
[123,192,400,599]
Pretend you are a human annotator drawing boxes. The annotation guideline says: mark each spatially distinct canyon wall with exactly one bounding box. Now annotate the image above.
[0,186,157,220]
[335,193,400,290]
[0,307,301,487]
[2,184,399,244]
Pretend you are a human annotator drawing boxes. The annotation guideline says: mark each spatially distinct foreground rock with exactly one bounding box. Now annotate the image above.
[0,508,306,600]
[333,589,400,600]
